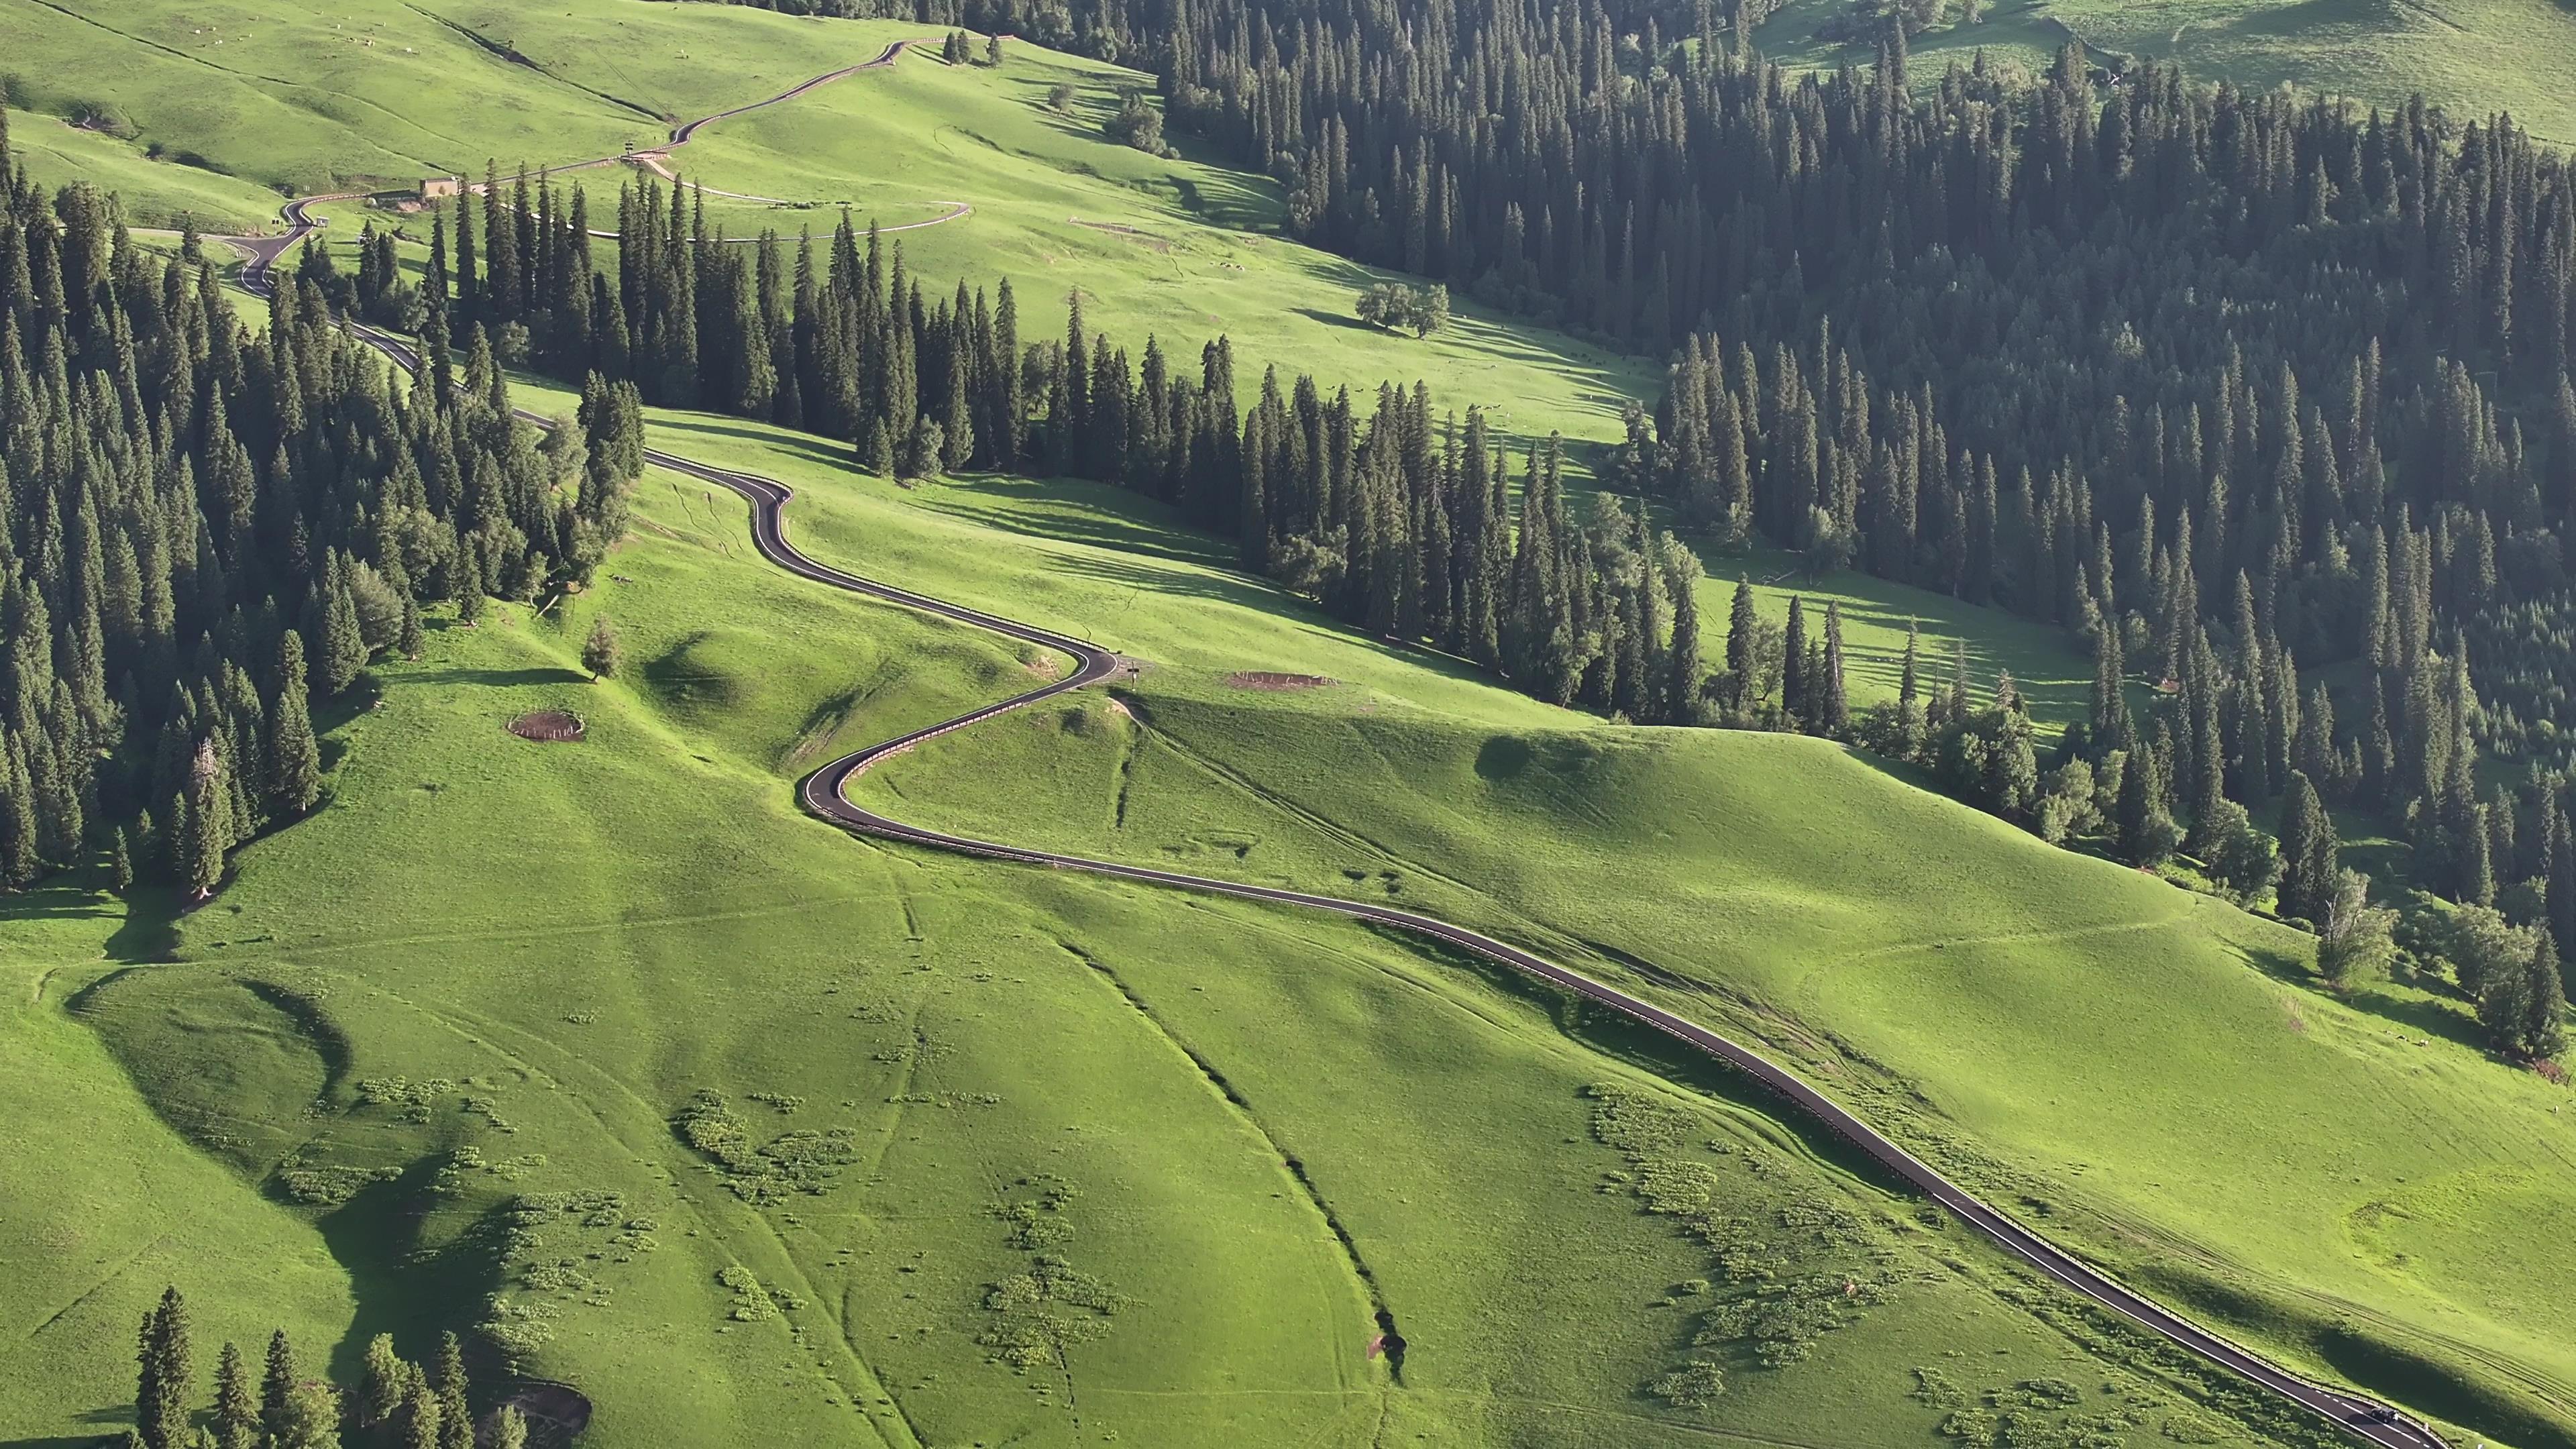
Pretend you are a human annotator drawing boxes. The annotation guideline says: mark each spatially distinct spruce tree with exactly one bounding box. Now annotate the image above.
[2278,771,2338,925]
[260,1331,296,1442]
[1663,555,1703,724]
[2116,746,2181,868]
[358,1334,407,1432]
[109,826,132,894]
[1724,576,1757,699]
[433,1332,472,1449]
[180,743,226,901]
[2524,928,2569,1059]
[489,1405,529,1449]
[1821,600,1850,735]
[314,553,366,697]
[269,632,321,818]
[1782,596,1809,726]
[213,1342,258,1449]
[133,1287,191,1449]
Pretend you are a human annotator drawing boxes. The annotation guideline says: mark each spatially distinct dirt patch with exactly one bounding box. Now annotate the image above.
[490,1381,590,1448]
[508,709,586,743]
[1106,696,1133,719]
[1025,654,1063,678]
[1226,672,1334,691]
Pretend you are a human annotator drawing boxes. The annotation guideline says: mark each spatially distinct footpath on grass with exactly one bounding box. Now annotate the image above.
[218,46,2445,1449]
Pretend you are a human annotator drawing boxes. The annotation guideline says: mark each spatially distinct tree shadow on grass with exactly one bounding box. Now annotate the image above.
[906,476,1236,569]
[319,1156,506,1387]
[392,666,590,690]
[1291,305,1378,334]
[651,414,855,474]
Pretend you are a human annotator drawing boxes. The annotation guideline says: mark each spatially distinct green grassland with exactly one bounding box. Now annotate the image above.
[0,386,2341,1449]
[1753,0,2576,147]
[616,417,2576,1444]
[0,2,1649,454]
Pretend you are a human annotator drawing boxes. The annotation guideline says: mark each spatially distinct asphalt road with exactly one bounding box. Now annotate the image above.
[218,64,2449,1449]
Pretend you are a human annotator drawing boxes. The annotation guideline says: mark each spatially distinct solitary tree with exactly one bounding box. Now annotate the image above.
[2316,869,2397,985]
[582,616,621,681]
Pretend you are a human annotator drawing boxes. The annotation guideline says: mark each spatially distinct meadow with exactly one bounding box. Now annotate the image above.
[5,3,2572,1446]
[1751,0,2576,146]
[0,402,2341,1449]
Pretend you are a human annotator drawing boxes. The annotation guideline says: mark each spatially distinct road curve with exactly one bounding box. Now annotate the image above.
[213,41,967,256]
[219,54,2446,1449]
[661,451,2447,1449]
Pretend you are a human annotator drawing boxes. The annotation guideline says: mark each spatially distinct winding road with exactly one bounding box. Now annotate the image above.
[220,47,2451,1449]
[216,40,967,258]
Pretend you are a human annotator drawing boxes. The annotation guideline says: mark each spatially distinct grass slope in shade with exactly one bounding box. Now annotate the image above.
[0,107,287,231]
[1752,0,2576,146]
[7,427,2322,1449]
[0,890,357,1442]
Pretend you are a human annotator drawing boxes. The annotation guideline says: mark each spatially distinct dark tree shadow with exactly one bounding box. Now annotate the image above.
[392,667,589,690]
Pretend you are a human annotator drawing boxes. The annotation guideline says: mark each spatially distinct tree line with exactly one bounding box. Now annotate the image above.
[0,113,644,897]
[358,164,1714,724]
[122,1285,529,1449]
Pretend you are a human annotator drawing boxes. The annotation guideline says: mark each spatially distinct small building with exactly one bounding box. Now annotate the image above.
[421,176,462,199]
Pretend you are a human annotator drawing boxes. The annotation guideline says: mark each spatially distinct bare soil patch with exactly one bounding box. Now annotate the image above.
[508,709,586,743]
[490,1381,590,1448]
[1226,672,1334,691]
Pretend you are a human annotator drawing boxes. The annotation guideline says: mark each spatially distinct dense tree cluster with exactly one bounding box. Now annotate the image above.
[1353,281,1450,337]
[405,165,1712,720]
[0,116,641,895]
[121,1285,527,1449]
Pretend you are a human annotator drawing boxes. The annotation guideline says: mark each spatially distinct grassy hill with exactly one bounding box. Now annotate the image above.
[7,2,2573,1445]
[0,378,2341,1448]
[0,3,1648,454]
[1753,0,2576,146]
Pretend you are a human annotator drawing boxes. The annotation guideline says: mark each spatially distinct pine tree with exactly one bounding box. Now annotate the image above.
[2523,927,2569,1059]
[180,742,226,901]
[133,1287,191,1449]
[269,632,321,818]
[358,1334,407,1432]
[433,1333,472,1449]
[271,1381,341,1449]
[260,1331,296,1442]
[489,1405,529,1449]
[2116,746,2181,868]
[213,1342,258,1449]
[1664,554,1703,724]
[314,553,366,697]
[109,826,133,894]
[2278,771,2339,926]
[1723,577,1757,711]
[1821,600,1850,735]
[1782,596,1809,726]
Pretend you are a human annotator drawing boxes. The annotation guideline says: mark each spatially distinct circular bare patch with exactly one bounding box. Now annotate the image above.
[1226,672,1334,691]
[508,709,586,743]
[488,1381,591,1447]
